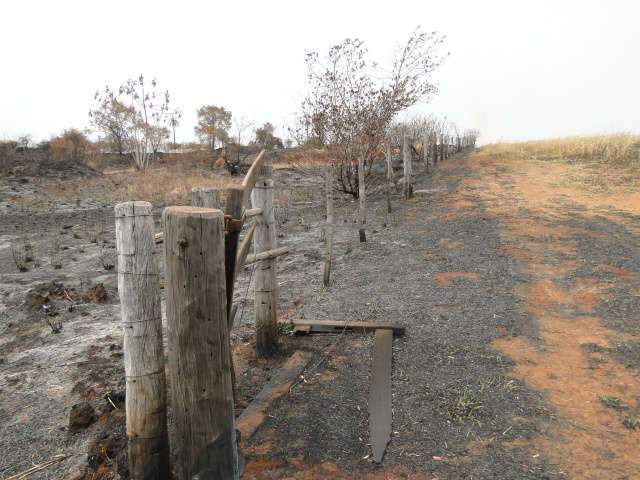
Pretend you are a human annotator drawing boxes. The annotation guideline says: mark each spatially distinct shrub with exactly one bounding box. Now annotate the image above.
[50,129,92,163]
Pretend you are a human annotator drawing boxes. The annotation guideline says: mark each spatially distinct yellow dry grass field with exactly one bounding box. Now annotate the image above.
[481,133,640,168]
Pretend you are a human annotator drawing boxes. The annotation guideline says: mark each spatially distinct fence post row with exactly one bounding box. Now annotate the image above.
[115,201,170,480]
[164,206,239,480]
[251,160,279,356]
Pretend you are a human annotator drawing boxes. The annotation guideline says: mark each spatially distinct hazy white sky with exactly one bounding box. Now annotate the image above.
[1,0,638,144]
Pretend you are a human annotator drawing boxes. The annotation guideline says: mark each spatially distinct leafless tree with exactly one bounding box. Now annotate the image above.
[233,114,253,145]
[90,75,176,169]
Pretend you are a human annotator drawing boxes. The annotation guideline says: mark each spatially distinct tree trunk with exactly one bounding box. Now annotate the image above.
[163,206,238,480]
[115,201,169,480]
[358,155,366,242]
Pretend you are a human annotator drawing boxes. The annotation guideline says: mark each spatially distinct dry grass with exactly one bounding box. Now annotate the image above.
[272,148,332,171]
[104,167,241,206]
[11,164,240,209]
[481,133,640,168]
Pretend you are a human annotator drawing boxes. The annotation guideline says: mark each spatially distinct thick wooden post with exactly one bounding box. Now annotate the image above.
[251,162,278,356]
[163,206,238,480]
[402,135,413,199]
[358,155,367,242]
[192,187,220,208]
[115,201,169,480]
[323,166,334,287]
[440,135,445,163]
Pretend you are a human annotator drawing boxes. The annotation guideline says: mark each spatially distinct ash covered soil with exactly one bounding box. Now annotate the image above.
[1,152,639,479]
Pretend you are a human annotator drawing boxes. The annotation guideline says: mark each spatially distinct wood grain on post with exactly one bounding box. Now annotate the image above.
[402,135,413,199]
[241,149,265,207]
[163,206,238,480]
[251,161,279,356]
[323,166,334,286]
[115,201,169,480]
[358,155,367,242]
[192,186,221,208]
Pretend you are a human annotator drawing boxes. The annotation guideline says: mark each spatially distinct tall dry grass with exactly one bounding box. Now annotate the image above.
[481,133,640,168]
[11,165,240,210]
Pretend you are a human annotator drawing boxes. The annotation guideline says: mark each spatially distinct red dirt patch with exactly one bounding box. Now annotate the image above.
[432,271,480,288]
[470,151,640,478]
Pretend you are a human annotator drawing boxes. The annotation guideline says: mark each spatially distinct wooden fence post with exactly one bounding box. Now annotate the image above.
[403,135,413,199]
[163,206,238,480]
[323,165,334,287]
[223,187,244,325]
[432,134,438,166]
[192,186,220,208]
[251,161,279,356]
[423,132,429,174]
[358,155,367,242]
[115,201,169,480]
[385,143,393,214]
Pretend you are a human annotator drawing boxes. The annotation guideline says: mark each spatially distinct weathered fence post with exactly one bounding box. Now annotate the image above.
[223,187,244,323]
[423,132,430,174]
[432,134,438,166]
[252,161,279,356]
[323,165,334,287]
[192,186,220,208]
[115,201,169,480]
[163,206,238,480]
[358,155,367,242]
[403,135,413,199]
[385,143,394,214]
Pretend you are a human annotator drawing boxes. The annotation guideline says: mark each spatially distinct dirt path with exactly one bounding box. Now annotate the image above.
[244,152,640,479]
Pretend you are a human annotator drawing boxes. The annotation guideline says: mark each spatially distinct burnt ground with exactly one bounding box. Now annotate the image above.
[1,151,639,479]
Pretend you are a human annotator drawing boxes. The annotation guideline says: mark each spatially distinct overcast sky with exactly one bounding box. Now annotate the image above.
[1,0,638,145]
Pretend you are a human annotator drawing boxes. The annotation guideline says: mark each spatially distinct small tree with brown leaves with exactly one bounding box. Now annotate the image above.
[298,27,446,241]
